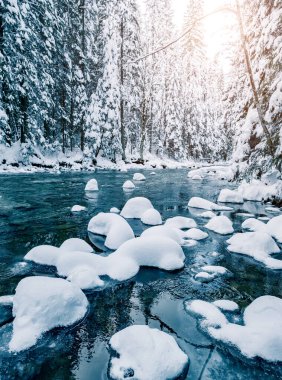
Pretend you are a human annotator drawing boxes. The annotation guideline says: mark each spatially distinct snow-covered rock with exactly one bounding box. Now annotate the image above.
[199,211,217,219]
[188,197,232,211]
[227,232,281,269]
[191,174,202,180]
[141,226,182,245]
[60,238,93,253]
[9,277,88,352]
[237,180,276,202]
[164,216,197,229]
[85,179,99,191]
[88,212,135,250]
[25,245,62,266]
[209,296,282,362]
[110,207,120,214]
[201,265,228,275]
[195,272,215,282]
[185,300,228,327]
[120,197,154,219]
[205,215,234,235]
[185,228,208,240]
[0,295,14,305]
[133,173,146,181]
[109,325,188,380]
[217,189,244,204]
[242,215,282,243]
[212,300,239,312]
[122,180,135,190]
[67,265,104,289]
[141,208,162,226]
[71,205,86,212]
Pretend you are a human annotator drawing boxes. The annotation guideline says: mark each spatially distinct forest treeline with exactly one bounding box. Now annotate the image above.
[0,0,281,173]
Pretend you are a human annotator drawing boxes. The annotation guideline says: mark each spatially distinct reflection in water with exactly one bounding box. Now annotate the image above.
[0,169,281,379]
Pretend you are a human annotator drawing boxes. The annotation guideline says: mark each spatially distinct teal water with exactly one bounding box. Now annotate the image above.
[0,169,281,379]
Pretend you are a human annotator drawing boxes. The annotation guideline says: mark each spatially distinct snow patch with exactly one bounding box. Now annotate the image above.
[188,197,232,211]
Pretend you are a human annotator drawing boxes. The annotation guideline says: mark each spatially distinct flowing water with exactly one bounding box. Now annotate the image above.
[0,169,281,380]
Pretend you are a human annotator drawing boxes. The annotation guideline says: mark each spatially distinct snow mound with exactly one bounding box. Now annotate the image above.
[201,265,228,275]
[123,180,135,189]
[88,213,135,250]
[238,180,276,201]
[199,211,217,219]
[25,245,62,266]
[60,238,93,253]
[195,272,215,282]
[9,277,88,352]
[141,208,162,226]
[227,232,281,269]
[212,300,239,312]
[242,215,282,243]
[209,296,282,362]
[85,179,99,191]
[185,300,227,328]
[108,236,185,281]
[71,205,86,212]
[185,228,208,240]
[67,265,104,289]
[188,197,232,211]
[120,197,154,219]
[164,216,197,229]
[133,173,146,181]
[110,207,120,214]
[218,189,244,204]
[205,216,234,235]
[141,226,183,245]
[109,325,188,380]
[191,174,202,180]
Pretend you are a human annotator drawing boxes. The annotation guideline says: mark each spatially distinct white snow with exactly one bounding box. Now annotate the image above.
[109,325,188,380]
[110,207,120,214]
[185,300,228,327]
[185,228,208,240]
[212,300,239,312]
[141,208,162,226]
[141,226,183,245]
[85,178,99,191]
[133,173,146,181]
[88,212,135,250]
[237,180,277,202]
[123,180,135,189]
[67,265,104,289]
[191,174,202,180]
[195,272,215,282]
[209,296,282,362]
[217,189,244,204]
[188,197,232,211]
[25,245,62,266]
[9,277,88,352]
[227,232,282,269]
[242,215,282,243]
[60,238,93,253]
[201,265,228,275]
[120,197,154,219]
[164,216,197,229]
[71,205,86,212]
[205,215,234,235]
[199,211,217,218]
[0,295,14,305]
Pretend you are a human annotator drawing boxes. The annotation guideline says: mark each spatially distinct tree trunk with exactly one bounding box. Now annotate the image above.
[120,17,126,161]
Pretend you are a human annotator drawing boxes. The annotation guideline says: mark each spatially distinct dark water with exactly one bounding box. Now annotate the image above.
[0,169,281,380]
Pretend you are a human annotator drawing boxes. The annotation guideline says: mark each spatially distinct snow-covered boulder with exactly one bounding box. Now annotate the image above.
[217,189,244,204]
[185,228,208,240]
[242,215,282,243]
[238,180,276,201]
[110,207,120,214]
[164,216,197,229]
[195,272,215,282]
[188,197,232,211]
[209,296,282,362]
[107,236,185,281]
[9,277,88,352]
[199,211,217,219]
[85,179,99,191]
[122,180,135,190]
[120,197,154,219]
[109,325,188,380]
[133,173,146,181]
[205,216,234,235]
[141,208,162,226]
[227,232,281,269]
[25,245,62,266]
[141,226,182,245]
[185,300,228,328]
[201,265,229,275]
[191,174,202,180]
[67,265,104,289]
[71,205,86,212]
[242,218,266,232]
[88,213,134,250]
[60,238,93,253]
[212,300,239,312]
